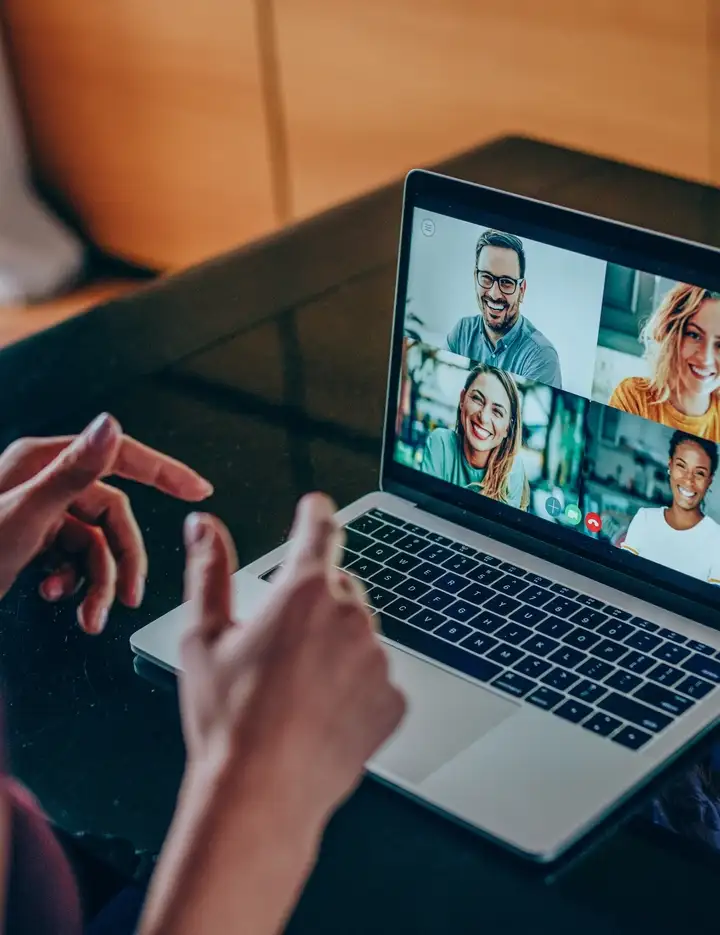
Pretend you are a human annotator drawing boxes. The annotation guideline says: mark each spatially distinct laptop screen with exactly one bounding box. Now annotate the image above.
[388,188,720,610]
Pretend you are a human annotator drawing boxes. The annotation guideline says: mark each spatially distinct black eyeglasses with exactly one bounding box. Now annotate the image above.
[475,270,524,296]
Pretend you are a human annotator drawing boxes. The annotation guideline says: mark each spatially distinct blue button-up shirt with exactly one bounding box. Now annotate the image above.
[447,314,562,389]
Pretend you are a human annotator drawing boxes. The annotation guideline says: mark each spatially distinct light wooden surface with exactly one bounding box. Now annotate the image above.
[274,0,712,219]
[711,1,719,183]
[2,1,277,270]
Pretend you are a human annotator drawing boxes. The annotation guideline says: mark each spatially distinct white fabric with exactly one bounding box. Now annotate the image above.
[621,507,720,584]
[0,33,83,306]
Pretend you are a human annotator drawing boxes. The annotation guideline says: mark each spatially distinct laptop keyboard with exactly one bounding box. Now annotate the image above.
[261,508,720,751]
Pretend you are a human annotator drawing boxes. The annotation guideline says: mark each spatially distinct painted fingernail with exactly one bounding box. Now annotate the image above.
[95,607,109,634]
[184,513,208,547]
[42,579,64,602]
[134,575,146,606]
[86,413,115,447]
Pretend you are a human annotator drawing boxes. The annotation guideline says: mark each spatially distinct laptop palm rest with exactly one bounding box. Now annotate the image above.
[372,645,518,784]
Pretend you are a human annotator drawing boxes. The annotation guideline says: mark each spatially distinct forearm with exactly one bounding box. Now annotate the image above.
[138,758,322,935]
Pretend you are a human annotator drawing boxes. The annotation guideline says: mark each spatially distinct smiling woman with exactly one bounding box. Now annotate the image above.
[609,284,720,441]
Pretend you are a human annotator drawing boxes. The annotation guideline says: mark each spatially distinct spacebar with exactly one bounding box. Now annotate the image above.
[379,614,503,684]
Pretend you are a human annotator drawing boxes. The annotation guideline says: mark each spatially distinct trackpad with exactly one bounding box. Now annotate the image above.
[370,646,518,785]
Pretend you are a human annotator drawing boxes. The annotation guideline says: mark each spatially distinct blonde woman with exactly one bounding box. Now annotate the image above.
[420,364,530,510]
[610,283,720,440]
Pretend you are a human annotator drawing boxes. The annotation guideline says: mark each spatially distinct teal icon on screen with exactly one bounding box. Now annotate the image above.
[564,503,582,525]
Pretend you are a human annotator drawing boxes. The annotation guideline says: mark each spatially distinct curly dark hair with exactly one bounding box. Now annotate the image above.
[668,431,719,476]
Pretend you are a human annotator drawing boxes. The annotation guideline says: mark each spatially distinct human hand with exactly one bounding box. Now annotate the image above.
[0,413,212,633]
[180,494,406,828]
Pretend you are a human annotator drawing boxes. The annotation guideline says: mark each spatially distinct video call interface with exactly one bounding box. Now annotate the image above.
[394,207,720,853]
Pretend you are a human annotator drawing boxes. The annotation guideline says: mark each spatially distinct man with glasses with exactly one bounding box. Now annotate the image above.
[447,229,562,388]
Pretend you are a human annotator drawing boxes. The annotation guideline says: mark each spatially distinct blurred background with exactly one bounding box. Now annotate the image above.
[592,266,682,403]
[0,1,718,344]
[395,339,588,522]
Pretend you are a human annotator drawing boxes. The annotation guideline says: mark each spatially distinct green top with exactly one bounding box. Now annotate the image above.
[420,428,527,509]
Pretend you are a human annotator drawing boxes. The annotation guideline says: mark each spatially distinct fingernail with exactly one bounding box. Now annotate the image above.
[86,413,115,447]
[184,513,208,547]
[95,607,109,634]
[42,580,64,602]
[134,575,146,606]
[198,478,214,498]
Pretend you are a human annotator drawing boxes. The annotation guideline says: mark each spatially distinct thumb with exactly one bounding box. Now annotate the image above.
[183,513,237,642]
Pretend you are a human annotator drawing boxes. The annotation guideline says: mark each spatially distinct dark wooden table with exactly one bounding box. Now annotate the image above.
[2,137,720,933]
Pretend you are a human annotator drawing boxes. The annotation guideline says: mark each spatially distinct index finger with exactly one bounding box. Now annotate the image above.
[284,493,343,574]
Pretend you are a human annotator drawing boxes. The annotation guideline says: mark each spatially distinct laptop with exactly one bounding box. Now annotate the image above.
[131,168,720,863]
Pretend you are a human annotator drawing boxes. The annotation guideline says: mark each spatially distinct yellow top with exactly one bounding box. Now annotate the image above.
[609,377,720,442]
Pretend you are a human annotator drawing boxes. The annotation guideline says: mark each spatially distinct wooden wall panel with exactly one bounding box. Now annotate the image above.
[711,0,720,185]
[2,1,277,270]
[274,0,711,220]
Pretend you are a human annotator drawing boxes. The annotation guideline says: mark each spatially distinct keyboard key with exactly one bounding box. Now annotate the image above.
[576,658,615,681]
[402,522,428,537]
[499,562,526,576]
[347,514,384,536]
[452,543,478,557]
[346,555,382,580]
[514,656,552,679]
[510,605,547,628]
[526,686,564,710]
[522,634,559,657]
[635,683,694,717]
[551,584,578,598]
[658,628,686,645]
[676,676,714,699]
[492,574,528,596]
[345,529,375,553]
[443,554,480,576]
[570,608,608,630]
[686,640,715,656]
[599,693,672,732]
[652,643,691,665]
[434,572,470,595]
[367,586,396,610]
[625,631,662,653]
[681,654,720,683]
[612,726,653,750]
[445,600,480,624]
[604,605,632,621]
[525,573,553,588]
[555,700,593,723]
[460,632,499,656]
[496,623,534,645]
[368,509,404,527]
[419,589,455,612]
[570,680,608,704]
[396,534,432,555]
[435,621,474,643]
[485,594,521,616]
[487,644,525,666]
[517,585,554,607]
[542,668,581,691]
[466,564,504,586]
[386,552,422,573]
[424,532,454,547]
[369,568,406,590]
[492,672,536,698]
[591,640,630,663]
[618,650,655,674]
[584,713,622,737]
[577,595,606,610]
[605,670,642,693]
[409,563,445,584]
[476,552,502,567]
[545,597,581,618]
[630,616,659,633]
[395,578,431,600]
[384,597,422,622]
[473,611,507,633]
[408,608,445,631]
[418,544,455,565]
[379,615,504,684]
[647,664,684,687]
[597,620,635,642]
[563,628,602,650]
[536,616,574,639]
[457,583,494,606]
[363,542,399,564]
[374,523,409,544]
[549,646,587,669]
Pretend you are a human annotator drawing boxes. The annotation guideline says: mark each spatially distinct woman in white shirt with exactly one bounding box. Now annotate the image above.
[621,430,720,584]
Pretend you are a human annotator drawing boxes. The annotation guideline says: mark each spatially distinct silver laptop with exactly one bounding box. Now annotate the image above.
[132,169,720,863]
